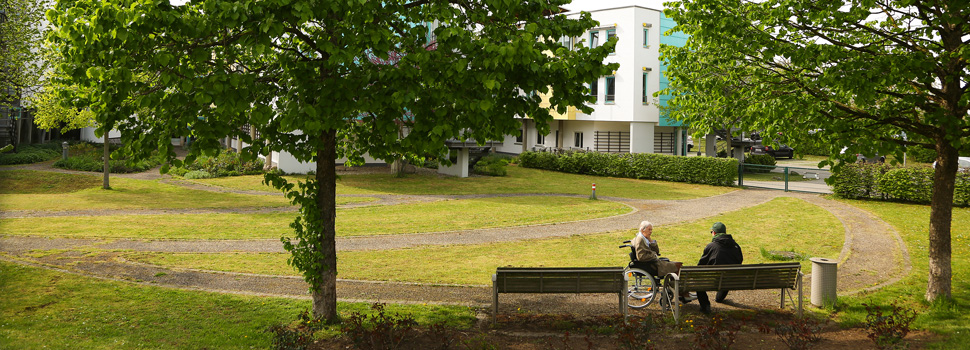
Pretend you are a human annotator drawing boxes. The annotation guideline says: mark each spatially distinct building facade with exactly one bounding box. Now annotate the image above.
[493,5,691,156]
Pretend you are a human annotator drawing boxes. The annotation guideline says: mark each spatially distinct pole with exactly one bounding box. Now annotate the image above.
[590,183,597,200]
[103,133,110,189]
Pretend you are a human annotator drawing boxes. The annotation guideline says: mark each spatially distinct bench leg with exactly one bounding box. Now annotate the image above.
[492,280,498,324]
[780,288,785,309]
[673,279,681,322]
[797,272,804,318]
[619,292,627,322]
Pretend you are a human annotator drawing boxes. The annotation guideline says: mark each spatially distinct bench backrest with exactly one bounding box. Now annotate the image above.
[493,267,625,294]
[676,262,801,292]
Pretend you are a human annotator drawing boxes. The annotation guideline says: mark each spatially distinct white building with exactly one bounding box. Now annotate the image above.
[493,5,691,156]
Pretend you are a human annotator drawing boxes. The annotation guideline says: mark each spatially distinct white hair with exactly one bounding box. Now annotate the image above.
[639,220,652,233]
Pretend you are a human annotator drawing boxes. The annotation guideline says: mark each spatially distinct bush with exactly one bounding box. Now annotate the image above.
[864,302,917,350]
[183,170,213,179]
[830,162,970,205]
[518,151,738,187]
[907,146,936,163]
[472,155,508,176]
[743,153,777,173]
[171,151,263,178]
[0,144,60,165]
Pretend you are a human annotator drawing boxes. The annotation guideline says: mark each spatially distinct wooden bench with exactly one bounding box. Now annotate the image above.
[492,267,627,320]
[665,262,803,321]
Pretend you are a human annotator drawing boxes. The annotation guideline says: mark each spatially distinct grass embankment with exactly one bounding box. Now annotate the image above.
[0,196,630,239]
[0,261,476,349]
[834,200,970,349]
[193,165,737,199]
[126,197,842,284]
[0,170,297,211]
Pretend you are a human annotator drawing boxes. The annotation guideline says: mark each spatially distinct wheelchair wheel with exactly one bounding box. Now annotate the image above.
[626,268,658,309]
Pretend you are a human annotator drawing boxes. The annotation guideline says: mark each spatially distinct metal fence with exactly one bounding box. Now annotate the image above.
[739,163,833,194]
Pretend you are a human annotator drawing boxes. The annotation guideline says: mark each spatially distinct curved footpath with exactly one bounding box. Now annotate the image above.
[0,164,911,317]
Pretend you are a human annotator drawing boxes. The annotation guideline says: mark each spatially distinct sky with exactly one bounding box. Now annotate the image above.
[564,0,668,12]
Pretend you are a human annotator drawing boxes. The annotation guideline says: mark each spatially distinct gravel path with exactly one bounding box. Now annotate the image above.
[0,164,912,317]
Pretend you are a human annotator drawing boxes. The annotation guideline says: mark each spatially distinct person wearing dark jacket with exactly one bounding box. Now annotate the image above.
[696,222,743,314]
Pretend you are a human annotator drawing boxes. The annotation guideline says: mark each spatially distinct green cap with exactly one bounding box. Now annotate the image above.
[711,222,727,234]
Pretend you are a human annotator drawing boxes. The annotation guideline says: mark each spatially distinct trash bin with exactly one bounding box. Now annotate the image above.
[810,257,838,307]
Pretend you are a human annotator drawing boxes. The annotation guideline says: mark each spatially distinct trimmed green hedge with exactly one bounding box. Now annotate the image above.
[743,153,777,173]
[518,151,737,186]
[830,163,970,205]
[0,144,61,165]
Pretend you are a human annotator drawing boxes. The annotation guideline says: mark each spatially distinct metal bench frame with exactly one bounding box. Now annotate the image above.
[664,262,803,321]
[492,267,628,321]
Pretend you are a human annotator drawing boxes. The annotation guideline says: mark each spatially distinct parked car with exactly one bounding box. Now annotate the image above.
[750,144,794,159]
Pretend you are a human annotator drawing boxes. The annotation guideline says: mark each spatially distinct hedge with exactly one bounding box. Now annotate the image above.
[743,153,776,173]
[830,163,970,205]
[518,151,737,186]
[170,151,263,178]
[0,143,61,165]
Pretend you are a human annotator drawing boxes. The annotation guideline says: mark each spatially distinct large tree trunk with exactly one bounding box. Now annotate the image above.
[103,133,110,189]
[927,143,956,301]
[312,129,338,321]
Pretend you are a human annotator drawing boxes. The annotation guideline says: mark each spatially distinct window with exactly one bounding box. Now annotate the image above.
[515,129,523,144]
[643,28,649,47]
[590,31,599,48]
[589,79,598,104]
[537,132,545,145]
[605,76,616,103]
[642,72,649,104]
[606,29,616,54]
[559,35,572,50]
[574,132,584,148]
[426,21,438,44]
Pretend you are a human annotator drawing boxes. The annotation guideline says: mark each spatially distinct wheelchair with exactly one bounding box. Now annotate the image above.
[620,240,677,310]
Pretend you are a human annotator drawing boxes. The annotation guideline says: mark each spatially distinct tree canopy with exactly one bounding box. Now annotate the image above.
[47,0,616,319]
[661,0,969,301]
[0,0,47,106]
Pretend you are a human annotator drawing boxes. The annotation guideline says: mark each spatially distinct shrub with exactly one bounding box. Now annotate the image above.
[830,163,970,205]
[473,156,508,176]
[0,144,60,165]
[907,146,936,163]
[692,314,739,350]
[518,151,737,187]
[770,318,823,350]
[53,154,160,173]
[864,302,917,350]
[743,153,777,173]
[171,151,263,178]
[342,303,417,350]
[183,170,213,179]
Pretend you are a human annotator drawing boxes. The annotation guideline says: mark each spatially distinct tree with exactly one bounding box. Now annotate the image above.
[48,0,616,320]
[661,0,968,301]
[0,0,46,106]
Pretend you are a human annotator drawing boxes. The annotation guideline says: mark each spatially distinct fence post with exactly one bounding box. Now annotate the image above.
[784,167,789,192]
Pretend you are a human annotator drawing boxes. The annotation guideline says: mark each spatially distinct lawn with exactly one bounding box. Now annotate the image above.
[192,165,737,199]
[833,200,970,349]
[0,196,630,239]
[0,261,476,349]
[125,197,843,285]
[0,170,294,211]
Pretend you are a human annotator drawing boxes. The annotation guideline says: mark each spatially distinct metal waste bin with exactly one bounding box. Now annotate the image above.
[810,257,838,307]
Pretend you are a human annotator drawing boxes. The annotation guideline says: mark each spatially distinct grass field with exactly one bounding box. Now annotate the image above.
[192,165,737,199]
[0,261,476,349]
[124,197,842,285]
[833,200,970,349]
[0,196,629,239]
[0,170,293,211]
